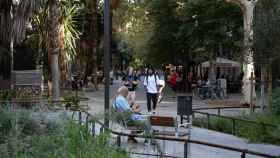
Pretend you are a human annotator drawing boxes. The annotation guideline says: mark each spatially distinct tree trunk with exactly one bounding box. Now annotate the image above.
[242,2,256,105]
[49,0,61,101]
[260,66,266,111]
[225,0,256,105]
[209,61,216,85]
[268,65,272,112]
[59,28,68,85]
[209,51,216,86]
[91,0,99,91]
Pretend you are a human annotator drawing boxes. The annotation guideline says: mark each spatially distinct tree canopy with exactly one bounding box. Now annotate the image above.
[253,0,280,65]
[144,0,243,66]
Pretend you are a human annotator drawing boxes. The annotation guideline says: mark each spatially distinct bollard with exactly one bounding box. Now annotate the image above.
[100,127,104,133]
[85,114,89,129]
[232,119,236,135]
[78,111,82,125]
[241,152,246,158]
[184,141,188,158]
[91,122,95,137]
[207,113,210,129]
[117,135,121,147]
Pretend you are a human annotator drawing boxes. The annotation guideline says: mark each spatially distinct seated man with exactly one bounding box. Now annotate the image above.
[112,86,149,143]
[113,86,146,123]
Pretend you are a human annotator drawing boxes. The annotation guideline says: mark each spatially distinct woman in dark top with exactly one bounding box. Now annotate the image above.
[124,71,139,106]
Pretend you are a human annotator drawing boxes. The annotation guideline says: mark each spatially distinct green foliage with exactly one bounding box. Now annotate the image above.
[145,0,243,65]
[146,0,180,65]
[253,0,280,65]
[272,88,280,115]
[26,0,81,78]
[60,0,81,60]
[0,109,128,158]
[114,0,153,65]
[193,113,280,145]
[0,90,15,101]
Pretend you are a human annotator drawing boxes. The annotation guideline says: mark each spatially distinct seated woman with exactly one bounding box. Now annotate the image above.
[112,86,149,143]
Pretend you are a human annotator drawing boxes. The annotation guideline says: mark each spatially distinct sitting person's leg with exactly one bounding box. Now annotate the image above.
[127,115,151,143]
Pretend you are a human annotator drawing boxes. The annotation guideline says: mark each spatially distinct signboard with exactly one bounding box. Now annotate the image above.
[177,95,192,116]
[12,70,42,86]
[12,70,42,100]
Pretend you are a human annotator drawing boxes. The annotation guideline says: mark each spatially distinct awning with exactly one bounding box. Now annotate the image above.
[201,58,240,68]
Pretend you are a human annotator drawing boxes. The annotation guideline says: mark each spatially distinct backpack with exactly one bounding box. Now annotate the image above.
[145,74,160,92]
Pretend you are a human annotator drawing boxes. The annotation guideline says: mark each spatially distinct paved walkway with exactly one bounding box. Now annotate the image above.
[83,79,280,158]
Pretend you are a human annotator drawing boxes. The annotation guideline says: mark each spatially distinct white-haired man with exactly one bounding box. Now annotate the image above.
[113,86,142,120]
[113,86,150,143]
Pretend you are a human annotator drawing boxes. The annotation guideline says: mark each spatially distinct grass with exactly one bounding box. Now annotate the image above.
[0,107,128,158]
[194,87,280,145]
[193,113,280,145]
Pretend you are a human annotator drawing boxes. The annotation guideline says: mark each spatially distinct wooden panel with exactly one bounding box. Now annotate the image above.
[150,116,175,127]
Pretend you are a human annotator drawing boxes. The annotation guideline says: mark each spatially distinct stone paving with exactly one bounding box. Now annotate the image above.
[83,78,280,158]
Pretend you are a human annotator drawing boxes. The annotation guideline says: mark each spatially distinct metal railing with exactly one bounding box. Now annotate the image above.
[0,99,278,158]
[191,106,278,135]
[193,105,260,116]
[80,110,279,158]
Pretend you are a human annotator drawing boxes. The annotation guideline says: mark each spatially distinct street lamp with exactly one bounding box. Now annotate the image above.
[104,0,111,128]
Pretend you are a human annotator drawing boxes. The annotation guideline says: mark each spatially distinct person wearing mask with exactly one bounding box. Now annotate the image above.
[144,68,160,114]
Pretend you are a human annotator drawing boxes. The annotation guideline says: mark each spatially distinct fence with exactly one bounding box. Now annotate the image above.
[80,110,279,158]
[0,100,278,158]
[191,106,277,135]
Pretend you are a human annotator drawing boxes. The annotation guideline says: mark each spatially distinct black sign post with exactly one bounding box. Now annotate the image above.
[177,95,192,124]
[104,0,111,128]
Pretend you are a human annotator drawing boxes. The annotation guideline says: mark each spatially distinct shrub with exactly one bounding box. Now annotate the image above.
[0,90,15,101]
[0,109,129,158]
[193,113,280,145]
[272,88,280,115]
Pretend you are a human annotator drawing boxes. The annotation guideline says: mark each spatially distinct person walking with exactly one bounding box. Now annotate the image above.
[124,70,139,106]
[156,69,166,104]
[144,68,160,114]
[169,70,178,92]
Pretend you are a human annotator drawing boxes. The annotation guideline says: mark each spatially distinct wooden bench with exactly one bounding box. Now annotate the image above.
[150,115,189,137]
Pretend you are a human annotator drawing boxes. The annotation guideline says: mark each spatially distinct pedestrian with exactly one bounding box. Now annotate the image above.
[169,70,178,92]
[110,70,114,85]
[156,70,166,103]
[124,70,139,106]
[144,67,160,114]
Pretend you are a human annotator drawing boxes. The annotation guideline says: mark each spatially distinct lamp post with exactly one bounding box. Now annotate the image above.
[104,0,111,128]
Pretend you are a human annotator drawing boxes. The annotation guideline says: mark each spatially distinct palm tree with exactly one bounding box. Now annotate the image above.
[32,0,80,97]
[91,0,101,91]
[59,1,80,84]
[49,0,61,101]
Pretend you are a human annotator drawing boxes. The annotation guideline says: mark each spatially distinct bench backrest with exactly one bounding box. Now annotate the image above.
[150,116,175,127]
